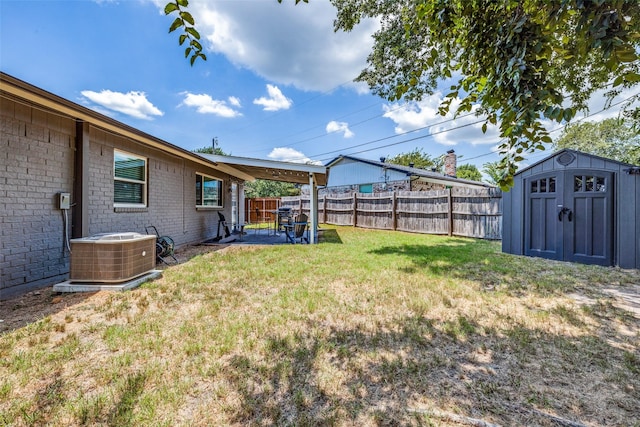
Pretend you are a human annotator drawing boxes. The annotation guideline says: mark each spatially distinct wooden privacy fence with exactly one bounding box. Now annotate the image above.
[244,198,282,223]
[281,188,502,240]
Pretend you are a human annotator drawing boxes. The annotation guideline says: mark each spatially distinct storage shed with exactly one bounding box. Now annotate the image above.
[502,149,640,269]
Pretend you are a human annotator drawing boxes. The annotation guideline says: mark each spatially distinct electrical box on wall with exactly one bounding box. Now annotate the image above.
[58,192,70,210]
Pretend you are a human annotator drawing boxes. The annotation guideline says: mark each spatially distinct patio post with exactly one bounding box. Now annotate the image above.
[309,172,318,244]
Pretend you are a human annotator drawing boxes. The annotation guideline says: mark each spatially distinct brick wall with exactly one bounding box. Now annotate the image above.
[85,127,232,246]
[1,98,234,298]
[1,98,76,298]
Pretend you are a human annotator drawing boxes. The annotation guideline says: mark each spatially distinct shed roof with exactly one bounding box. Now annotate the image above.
[514,149,640,176]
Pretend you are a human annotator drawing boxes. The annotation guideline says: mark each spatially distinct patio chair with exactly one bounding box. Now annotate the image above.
[284,213,309,244]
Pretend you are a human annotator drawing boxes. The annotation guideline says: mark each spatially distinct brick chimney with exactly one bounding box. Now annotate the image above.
[444,149,457,177]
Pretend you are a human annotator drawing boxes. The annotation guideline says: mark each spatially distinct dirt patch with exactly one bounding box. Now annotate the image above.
[568,284,640,319]
[602,286,640,317]
[0,243,224,334]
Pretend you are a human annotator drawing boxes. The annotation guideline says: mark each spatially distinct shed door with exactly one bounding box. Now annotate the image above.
[564,172,613,266]
[525,173,563,260]
[525,171,613,266]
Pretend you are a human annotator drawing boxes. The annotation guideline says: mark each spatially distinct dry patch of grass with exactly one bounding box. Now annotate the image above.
[1,226,639,426]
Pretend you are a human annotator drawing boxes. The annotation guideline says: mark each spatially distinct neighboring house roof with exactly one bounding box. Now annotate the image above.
[198,154,328,186]
[325,154,493,188]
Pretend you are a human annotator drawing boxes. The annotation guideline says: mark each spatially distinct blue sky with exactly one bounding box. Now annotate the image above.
[2,0,637,176]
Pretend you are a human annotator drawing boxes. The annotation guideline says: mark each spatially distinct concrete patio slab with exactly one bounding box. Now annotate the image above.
[53,270,163,293]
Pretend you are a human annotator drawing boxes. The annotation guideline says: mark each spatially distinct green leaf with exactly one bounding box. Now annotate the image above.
[185,47,192,58]
[177,0,188,6]
[180,11,195,25]
[185,26,201,40]
[624,72,640,83]
[164,2,178,15]
[169,17,183,33]
[613,75,625,87]
[617,49,637,63]
[482,122,487,133]
[179,34,187,45]
[190,54,197,66]
[190,39,202,51]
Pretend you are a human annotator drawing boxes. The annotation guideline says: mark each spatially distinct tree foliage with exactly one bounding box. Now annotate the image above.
[386,148,437,169]
[244,180,300,198]
[554,118,640,164]
[456,164,482,181]
[165,0,207,66]
[193,145,227,156]
[482,161,504,186]
[331,0,640,189]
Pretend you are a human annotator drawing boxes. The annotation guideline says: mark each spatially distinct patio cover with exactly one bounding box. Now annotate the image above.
[197,154,328,244]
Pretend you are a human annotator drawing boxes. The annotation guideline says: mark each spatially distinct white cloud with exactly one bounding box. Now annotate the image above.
[382,94,501,147]
[253,85,293,111]
[80,89,163,120]
[326,120,354,138]
[267,147,321,165]
[180,92,242,118]
[176,2,378,92]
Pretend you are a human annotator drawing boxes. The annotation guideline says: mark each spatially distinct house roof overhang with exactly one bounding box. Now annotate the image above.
[1,72,329,185]
[0,72,253,180]
[198,154,329,186]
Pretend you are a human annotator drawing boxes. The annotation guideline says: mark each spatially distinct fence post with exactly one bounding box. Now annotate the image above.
[447,188,453,236]
[392,191,397,231]
[353,192,358,227]
[298,197,302,216]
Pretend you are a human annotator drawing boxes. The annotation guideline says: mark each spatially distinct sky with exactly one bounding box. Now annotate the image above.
[1,0,638,179]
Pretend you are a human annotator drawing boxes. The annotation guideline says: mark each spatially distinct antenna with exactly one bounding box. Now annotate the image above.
[212,137,218,153]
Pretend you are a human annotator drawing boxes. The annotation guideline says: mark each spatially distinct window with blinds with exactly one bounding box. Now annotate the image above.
[114,149,147,207]
[196,173,223,208]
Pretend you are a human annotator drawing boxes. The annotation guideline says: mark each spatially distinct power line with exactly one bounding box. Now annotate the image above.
[273,111,479,162]
[313,118,486,163]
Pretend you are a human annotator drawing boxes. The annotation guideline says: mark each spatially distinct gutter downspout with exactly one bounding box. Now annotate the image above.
[72,120,89,238]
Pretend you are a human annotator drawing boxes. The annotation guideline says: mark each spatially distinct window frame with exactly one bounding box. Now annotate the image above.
[358,183,373,194]
[196,172,224,209]
[113,149,148,208]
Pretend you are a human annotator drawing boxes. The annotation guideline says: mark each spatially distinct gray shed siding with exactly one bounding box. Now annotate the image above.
[1,96,233,299]
[502,150,640,269]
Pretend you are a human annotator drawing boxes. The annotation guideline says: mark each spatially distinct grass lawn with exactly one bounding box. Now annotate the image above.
[1,225,639,426]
